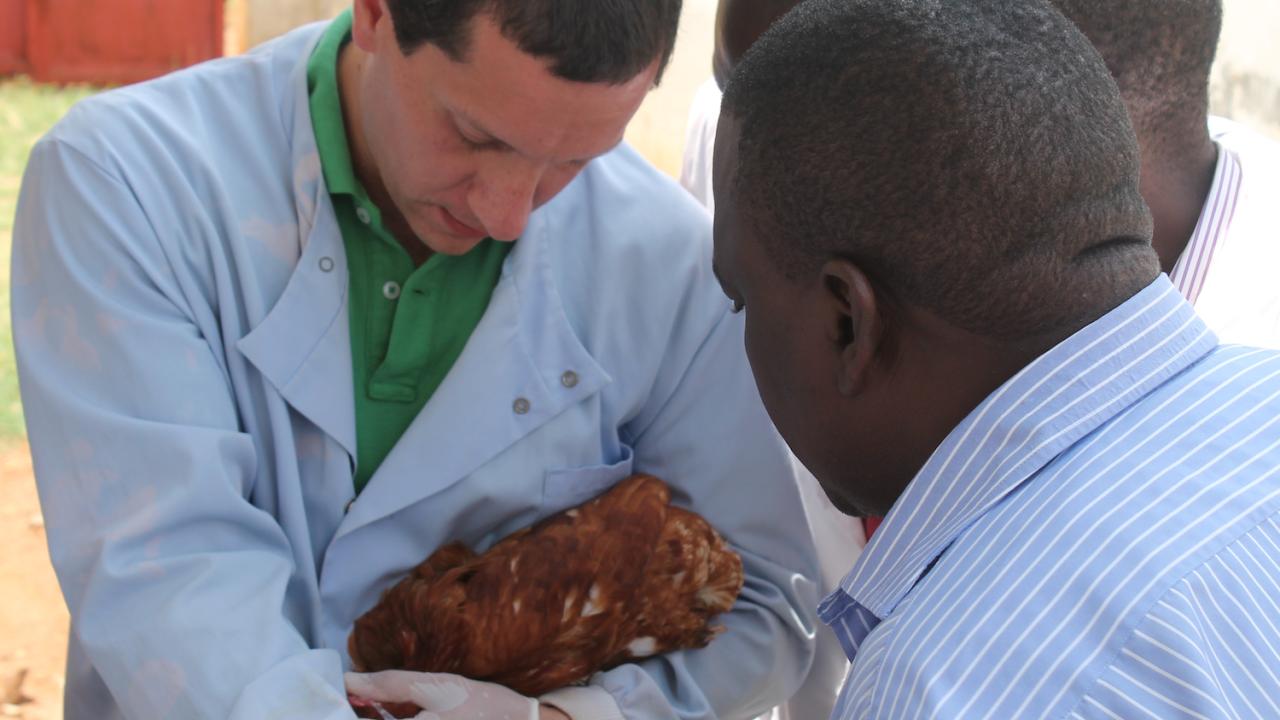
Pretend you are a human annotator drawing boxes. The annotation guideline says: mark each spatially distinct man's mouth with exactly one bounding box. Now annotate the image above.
[437,206,487,240]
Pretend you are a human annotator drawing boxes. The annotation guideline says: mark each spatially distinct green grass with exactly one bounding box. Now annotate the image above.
[0,77,99,438]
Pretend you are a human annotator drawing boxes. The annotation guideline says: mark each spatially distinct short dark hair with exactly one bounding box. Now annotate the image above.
[721,0,1158,342]
[386,0,683,84]
[1048,0,1222,154]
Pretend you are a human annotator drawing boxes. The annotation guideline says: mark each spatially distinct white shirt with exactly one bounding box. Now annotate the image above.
[680,78,723,212]
[1181,116,1280,348]
[680,75,865,720]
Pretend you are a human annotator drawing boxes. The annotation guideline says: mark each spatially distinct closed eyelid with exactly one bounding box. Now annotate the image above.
[459,127,504,151]
[453,111,610,166]
[452,113,506,149]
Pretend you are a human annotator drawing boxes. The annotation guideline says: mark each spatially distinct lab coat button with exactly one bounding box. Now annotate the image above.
[560,371,579,388]
[382,281,401,300]
[356,207,372,225]
[319,256,335,273]
[513,397,531,415]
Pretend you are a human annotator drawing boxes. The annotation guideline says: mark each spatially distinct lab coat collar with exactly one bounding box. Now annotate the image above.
[338,204,612,536]
[238,25,356,459]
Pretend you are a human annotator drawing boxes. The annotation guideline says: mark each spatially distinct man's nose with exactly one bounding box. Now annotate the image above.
[470,158,542,242]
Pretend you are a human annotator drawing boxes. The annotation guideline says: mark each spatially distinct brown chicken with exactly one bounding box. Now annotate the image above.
[348,474,743,709]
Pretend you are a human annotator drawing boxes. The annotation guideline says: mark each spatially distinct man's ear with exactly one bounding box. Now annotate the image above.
[351,0,385,53]
[820,259,881,397]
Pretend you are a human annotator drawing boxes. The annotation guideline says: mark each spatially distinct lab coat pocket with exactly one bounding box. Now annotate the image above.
[542,446,635,513]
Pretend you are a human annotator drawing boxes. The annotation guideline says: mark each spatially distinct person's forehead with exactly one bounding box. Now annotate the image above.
[712,113,742,204]
[424,13,659,164]
[711,114,746,280]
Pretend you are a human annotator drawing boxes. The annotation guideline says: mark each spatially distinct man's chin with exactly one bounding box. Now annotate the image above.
[817,481,881,519]
[424,236,479,256]
[413,224,491,257]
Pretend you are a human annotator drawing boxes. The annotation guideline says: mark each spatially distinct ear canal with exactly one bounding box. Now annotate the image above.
[836,314,855,349]
[820,257,879,397]
[825,274,856,348]
[836,330,863,397]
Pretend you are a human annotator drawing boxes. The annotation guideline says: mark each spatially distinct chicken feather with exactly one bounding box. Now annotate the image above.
[348,474,743,702]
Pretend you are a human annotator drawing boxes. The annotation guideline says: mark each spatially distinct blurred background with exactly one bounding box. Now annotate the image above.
[0,0,1276,717]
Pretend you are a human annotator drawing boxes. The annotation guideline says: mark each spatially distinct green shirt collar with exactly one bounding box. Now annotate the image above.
[306,9,361,198]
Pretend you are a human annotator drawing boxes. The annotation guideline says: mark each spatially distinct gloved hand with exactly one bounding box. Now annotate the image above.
[345,671,541,720]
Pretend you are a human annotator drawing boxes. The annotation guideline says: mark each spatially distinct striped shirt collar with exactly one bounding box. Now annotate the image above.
[821,276,1219,636]
[1169,143,1243,304]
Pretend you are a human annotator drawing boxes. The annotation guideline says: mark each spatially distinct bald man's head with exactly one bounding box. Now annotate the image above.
[1049,0,1222,156]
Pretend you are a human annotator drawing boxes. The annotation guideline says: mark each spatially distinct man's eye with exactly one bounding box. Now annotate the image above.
[457,127,497,151]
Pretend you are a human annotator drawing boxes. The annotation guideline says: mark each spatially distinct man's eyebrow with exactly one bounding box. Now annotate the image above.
[452,109,513,150]
[452,108,614,165]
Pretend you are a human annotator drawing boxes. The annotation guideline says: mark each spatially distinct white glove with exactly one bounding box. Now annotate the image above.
[345,671,539,720]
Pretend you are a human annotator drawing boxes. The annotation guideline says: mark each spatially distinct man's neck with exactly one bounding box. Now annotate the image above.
[1141,133,1219,274]
[337,43,434,265]
[856,314,1042,515]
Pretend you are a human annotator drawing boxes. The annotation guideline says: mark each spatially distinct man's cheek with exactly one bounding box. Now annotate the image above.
[743,324,786,422]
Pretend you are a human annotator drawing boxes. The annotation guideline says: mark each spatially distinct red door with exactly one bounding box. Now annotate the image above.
[0,0,25,75]
[25,0,223,85]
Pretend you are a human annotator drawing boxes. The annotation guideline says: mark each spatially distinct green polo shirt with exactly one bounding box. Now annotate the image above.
[307,11,510,493]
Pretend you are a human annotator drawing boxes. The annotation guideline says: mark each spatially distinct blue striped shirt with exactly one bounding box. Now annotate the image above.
[821,275,1280,719]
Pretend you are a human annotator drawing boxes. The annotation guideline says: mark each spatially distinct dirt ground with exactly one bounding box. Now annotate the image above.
[0,441,65,720]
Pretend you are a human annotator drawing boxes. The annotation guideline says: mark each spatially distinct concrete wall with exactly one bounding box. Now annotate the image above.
[241,0,347,50]
[624,0,718,177]
[1211,0,1280,140]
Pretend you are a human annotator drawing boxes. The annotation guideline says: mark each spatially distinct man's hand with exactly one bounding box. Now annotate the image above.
[346,671,570,720]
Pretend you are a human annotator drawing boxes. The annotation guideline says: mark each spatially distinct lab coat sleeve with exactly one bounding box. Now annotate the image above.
[12,137,357,719]
[602,308,822,719]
